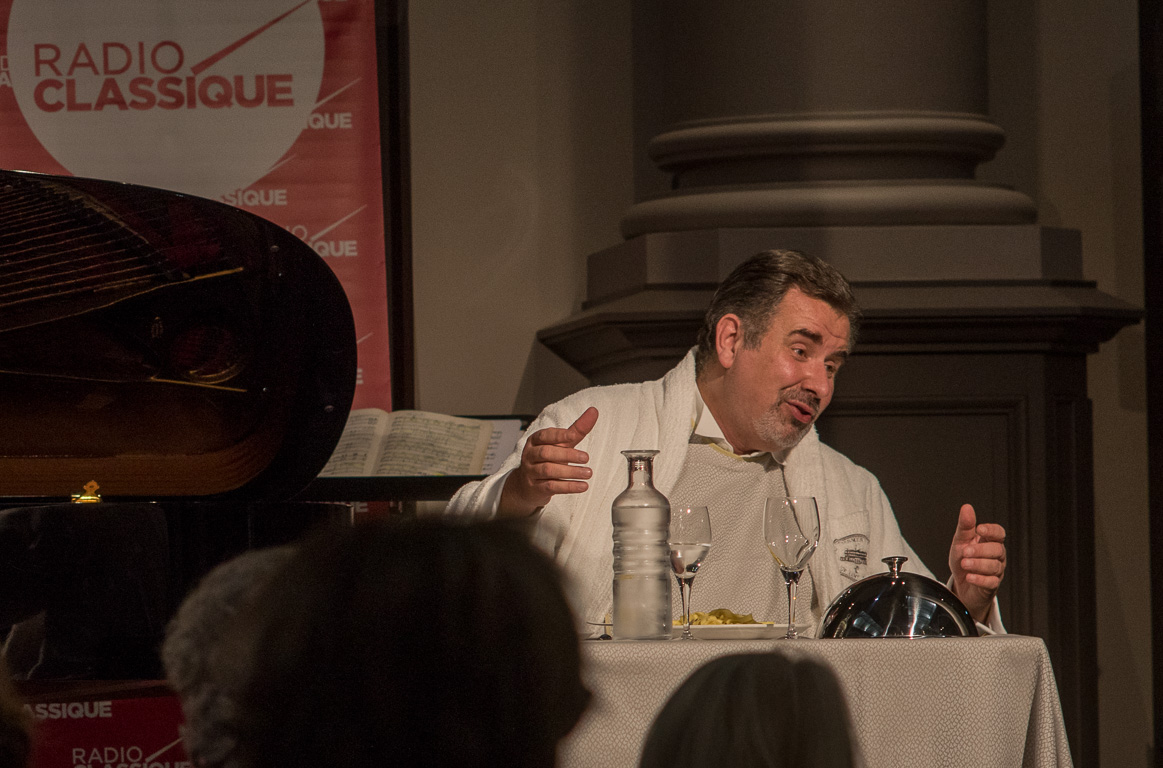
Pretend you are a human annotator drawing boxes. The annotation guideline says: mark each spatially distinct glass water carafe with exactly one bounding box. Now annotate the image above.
[610,449,672,639]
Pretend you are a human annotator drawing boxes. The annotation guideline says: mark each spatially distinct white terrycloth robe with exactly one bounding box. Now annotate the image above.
[446,349,938,630]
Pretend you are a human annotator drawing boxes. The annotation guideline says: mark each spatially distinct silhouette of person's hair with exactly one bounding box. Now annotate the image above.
[161,545,298,768]
[639,653,858,768]
[227,519,590,768]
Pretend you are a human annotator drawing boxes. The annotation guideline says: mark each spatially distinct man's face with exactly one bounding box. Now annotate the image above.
[718,287,851,457]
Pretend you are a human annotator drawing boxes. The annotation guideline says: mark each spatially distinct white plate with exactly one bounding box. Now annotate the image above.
[685,623,805,639]
[580,623,810,641]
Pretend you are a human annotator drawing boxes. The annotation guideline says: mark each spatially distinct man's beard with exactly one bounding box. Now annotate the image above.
[752,388,821,453]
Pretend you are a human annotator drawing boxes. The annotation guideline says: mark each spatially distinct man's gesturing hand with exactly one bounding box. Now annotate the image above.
[948,503,1007,624]
[497,407,599,518]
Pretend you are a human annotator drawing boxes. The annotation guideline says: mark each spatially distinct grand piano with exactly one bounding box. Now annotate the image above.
[0,168,357,679]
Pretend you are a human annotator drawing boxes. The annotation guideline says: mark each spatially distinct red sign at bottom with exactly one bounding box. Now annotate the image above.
[27,694,189,768]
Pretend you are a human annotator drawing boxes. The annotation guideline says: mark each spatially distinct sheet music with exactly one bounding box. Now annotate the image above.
[317,409,389,476]
[482,419,524,474]
[371,411,491,476]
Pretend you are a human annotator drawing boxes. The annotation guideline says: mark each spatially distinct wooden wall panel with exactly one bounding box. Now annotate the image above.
[816,350,1096,765]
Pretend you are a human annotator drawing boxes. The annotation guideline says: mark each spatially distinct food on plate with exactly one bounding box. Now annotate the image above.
[673,608,758,626]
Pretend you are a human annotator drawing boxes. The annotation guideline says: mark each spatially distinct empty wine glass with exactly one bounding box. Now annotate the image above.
[668,506,712,640]
[763,496,820,639]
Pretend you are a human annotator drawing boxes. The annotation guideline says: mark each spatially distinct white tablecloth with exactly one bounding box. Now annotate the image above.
[558,634,1073,768]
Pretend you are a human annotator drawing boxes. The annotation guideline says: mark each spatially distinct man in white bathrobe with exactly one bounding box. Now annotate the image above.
[447,250,1006,634]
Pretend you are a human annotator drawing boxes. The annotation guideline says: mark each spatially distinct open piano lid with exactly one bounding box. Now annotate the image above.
[0,169,357,502]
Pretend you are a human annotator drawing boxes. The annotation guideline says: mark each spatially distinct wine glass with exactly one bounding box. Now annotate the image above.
[668,506,712,640]
[763,496,820,639]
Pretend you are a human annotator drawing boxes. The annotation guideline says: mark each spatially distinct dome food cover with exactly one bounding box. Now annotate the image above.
[818,556,979,638]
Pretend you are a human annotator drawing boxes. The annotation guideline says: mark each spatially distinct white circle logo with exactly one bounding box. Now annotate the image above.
[6,0,325,199]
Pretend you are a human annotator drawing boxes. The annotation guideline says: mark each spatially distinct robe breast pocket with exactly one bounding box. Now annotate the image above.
[830,511,870,582]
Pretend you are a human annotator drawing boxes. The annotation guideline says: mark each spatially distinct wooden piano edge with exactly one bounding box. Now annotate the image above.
[15,679,175,703]
[0,476,484,508]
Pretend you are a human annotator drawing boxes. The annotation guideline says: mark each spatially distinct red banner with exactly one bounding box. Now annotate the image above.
[26,694,189,768]
[0,0,392,411]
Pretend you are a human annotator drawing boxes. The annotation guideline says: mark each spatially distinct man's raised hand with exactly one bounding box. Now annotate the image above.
[947,503,1007,624]
[497,407,599,518]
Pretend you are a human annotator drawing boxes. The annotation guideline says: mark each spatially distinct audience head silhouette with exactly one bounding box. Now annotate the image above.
[227,519,590,768]
[161,545,299,768]
[639,653,858,768]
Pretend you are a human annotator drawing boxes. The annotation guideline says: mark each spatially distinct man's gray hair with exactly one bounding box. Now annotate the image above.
[162,546,298,768]
[694,249,861,375]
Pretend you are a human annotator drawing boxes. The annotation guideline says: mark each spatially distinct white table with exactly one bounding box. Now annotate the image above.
[558,634,1073,768]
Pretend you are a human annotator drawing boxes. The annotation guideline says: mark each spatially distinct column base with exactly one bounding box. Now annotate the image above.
[539,225,1139,382]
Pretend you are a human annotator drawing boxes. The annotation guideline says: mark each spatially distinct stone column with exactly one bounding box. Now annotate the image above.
[541,0,1134,380]
[624,0,1033,235]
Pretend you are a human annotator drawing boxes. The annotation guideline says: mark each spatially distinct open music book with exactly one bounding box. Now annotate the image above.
[318,409,525,477]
